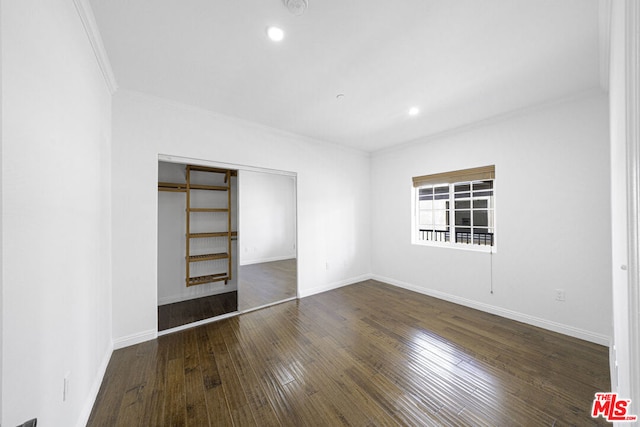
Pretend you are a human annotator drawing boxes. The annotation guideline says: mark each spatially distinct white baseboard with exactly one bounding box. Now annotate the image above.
[113,329,157,350]
[372,274,611,347]
[239,255,296,266]
[76,340,114,427]
[298,274,372,298]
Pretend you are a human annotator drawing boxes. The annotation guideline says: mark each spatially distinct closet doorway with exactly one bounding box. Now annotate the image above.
[157,156,297,333]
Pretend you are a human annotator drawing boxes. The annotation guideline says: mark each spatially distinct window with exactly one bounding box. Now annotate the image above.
[413,166,495,250]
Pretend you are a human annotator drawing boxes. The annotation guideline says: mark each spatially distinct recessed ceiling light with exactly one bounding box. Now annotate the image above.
[267,26,285,42]
[408,107,420,116]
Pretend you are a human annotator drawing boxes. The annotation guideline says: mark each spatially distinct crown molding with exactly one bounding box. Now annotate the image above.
[599,0,612,91]
[73,0,118,94]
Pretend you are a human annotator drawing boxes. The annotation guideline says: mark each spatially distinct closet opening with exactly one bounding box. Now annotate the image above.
[157,156,297,334]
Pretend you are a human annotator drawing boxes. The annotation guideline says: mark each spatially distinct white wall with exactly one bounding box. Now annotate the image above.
[239,170,296,265]
[371,92,612,345]
[1,0,113,426]
[111,90,371,347]
[157,161,238,305]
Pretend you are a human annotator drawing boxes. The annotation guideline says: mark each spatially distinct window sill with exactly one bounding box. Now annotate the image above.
[411,240,496,253]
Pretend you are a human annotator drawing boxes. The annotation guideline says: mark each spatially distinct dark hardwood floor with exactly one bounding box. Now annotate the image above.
[90,280,610,426]
[158,291,238,331]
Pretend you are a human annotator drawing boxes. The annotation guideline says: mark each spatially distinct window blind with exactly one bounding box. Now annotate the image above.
[412,165,495,188]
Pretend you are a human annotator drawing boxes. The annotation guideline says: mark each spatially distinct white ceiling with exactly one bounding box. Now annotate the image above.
[89,0,603,152]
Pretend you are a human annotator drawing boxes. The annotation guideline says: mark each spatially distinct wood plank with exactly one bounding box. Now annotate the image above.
[187,252,229,262]
[195,326,234,426]
[223,318,283,426]
[206,323,257,426]
[188,208,229,212]
[189,184,228,191]
[158,181,187,191]
[166,357,186,427]
[183,329,210,426]
[187,165,237,175]
[188,231,237,238]
[139,337,170,427]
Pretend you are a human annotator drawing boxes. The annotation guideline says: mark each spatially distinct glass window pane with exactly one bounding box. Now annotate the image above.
[473,199,488,209]
[434,186,449,194]
[434,210,448,226]
[473,210,488,227]
[418,211,432,226]
[473,190,493,197]
[419,200,433,210]
[472,181,493,191]
[455,210,471,226]
[419,188,433,200]
[454,183,470,192]
[455,200,470,209]
[433,199,448,210]
[455,192,471,199]
[419,187,433,195]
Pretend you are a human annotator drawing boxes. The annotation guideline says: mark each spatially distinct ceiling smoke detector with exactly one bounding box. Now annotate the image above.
[283,0,308,16]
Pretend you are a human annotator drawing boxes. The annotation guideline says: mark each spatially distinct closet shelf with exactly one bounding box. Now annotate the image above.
[188,252,229,262]
[189,184,228,191]
[189,165,238,176]
[188,231,237,238]
[188,208,229,213]
[158,182,187,192]
[183,164,235,287]
[188,273,228,286]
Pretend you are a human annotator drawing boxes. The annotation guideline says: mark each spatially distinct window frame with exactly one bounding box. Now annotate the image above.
[412,177,497,253]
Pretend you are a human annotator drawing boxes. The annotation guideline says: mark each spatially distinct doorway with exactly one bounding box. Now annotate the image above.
[157,156,297,333]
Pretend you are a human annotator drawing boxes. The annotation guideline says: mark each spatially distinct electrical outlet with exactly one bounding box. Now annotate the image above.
[555,289,566,302]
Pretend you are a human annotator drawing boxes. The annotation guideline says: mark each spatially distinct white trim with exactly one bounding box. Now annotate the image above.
[239,255,296,266]
[158,153,297,177]
[372,274,611,346]
[624,0,640,415]
[113,329,157,350]
[298,274,373,298]
[72,0,118,94]
[75,341,114,427]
